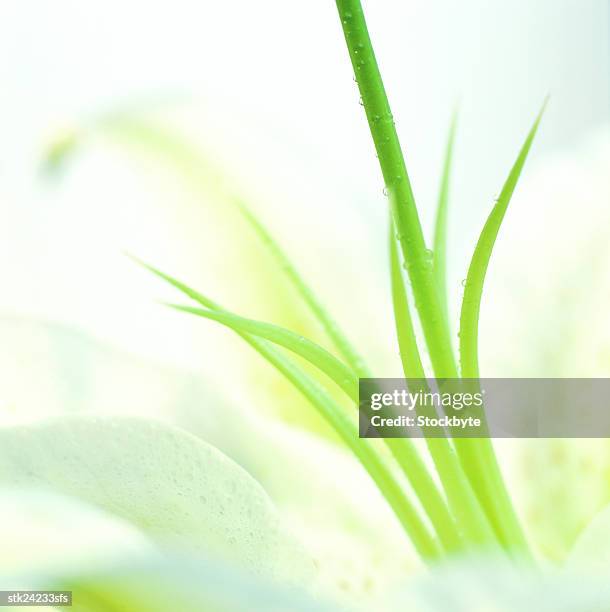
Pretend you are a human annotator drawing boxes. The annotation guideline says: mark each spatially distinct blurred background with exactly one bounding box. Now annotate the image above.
[0,0,608,604]
[0,0,608,387]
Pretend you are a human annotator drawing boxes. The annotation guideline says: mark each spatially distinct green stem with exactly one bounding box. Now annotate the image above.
[385,437,465,554]
[390,227,497,549]
[334,0,517,557]
[335,0,457,380]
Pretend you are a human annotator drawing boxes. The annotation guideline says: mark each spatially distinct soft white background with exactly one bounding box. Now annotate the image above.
[0,0,608,382]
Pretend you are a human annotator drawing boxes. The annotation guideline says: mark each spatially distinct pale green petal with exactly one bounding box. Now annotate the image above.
[0,318,418,600]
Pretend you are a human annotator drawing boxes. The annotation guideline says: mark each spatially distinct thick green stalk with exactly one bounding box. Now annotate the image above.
[334,0,457,380]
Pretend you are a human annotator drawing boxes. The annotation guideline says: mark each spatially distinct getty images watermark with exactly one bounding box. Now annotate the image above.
[359,378,610,438]
[0,591,71,607]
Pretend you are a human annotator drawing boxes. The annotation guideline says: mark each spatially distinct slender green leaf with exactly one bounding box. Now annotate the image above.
[433,110,458,322]
[234,202,372,377]
[245,339,442,561]
[133,258,441,560]
[389,222,497,550]
[139,258,482,557]
[334,0,535,562]
[389,226,426,382]
[459,100,547,378]
[455,102,548,557]
[127,254,222,310]
[168,298,462,554]
[166,303,358,400]
[164,287,466,555]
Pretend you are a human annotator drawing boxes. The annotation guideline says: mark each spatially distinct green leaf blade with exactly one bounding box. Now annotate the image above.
[167,303,359,400]
[433,110,458,322]
[454,102,548,559]
[245,341,443,562]
[335,0,459,380]
[134,259,441,561]
[390,221,498,551]
[459,100,548,378]
[235,203,372,378]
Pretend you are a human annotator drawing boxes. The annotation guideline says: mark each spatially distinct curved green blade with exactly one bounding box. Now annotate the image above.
[433,110,458,322]
[132,257,441,560]
[459,100,548,378]
[455,101,548,557]
[167,303,358,400]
